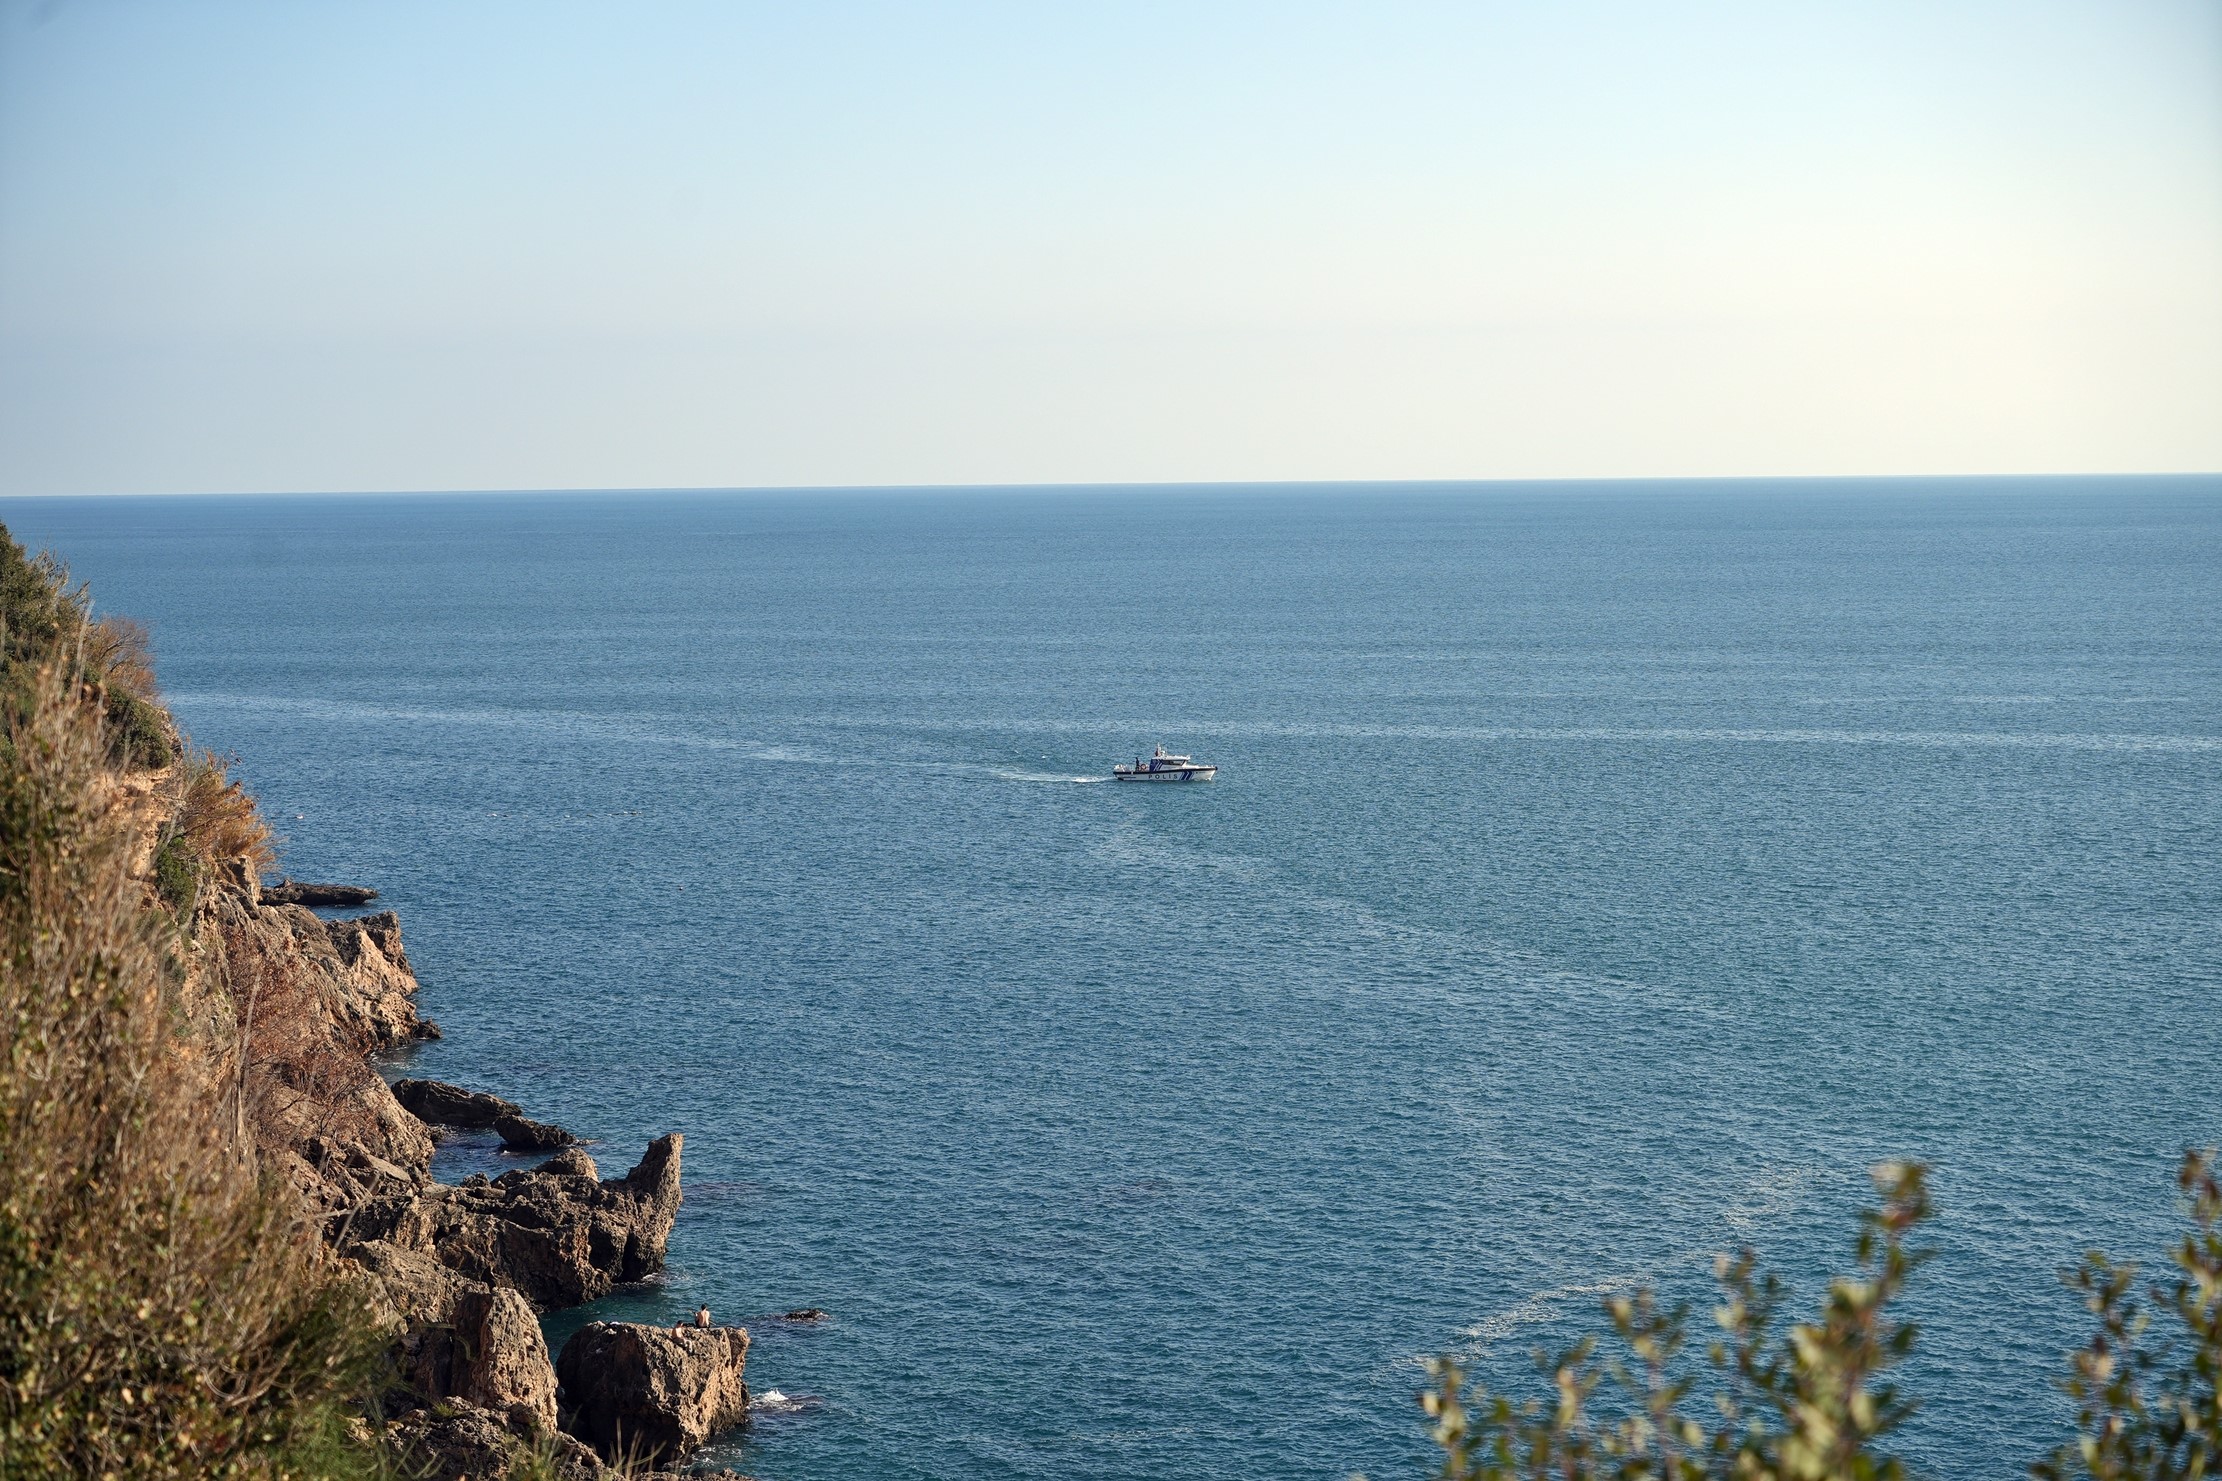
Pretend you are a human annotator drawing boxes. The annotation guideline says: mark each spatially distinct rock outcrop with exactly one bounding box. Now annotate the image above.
[556,1322,751,1466]
[353,1239,559,1432]
[261,878,379,906]
[393,1076,520,1129]
[421,1137,685,1308]
[192,892,439,1221]
[383,1398,608,1481]
[58,537,706,1481]
[259,907,441,1052]
[496,1111,580,1151]
[393,1077,579,1153]
[293,1133,432,1250]
[185,865,686,1474]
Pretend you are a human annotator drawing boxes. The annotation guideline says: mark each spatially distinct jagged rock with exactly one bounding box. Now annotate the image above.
[394,1077,521,1129]
[779,1307,830,1324]
[189,891,435,1185]
[261,877,379,906]
[426,1135,684,1308]
[230,1046,431,1207]
[542,1147,597,1178]
[385,1397,608,1481]
[288,1134,432,1245]
[393,1078,576,1151]
[323,910,439,1044]
[384,1399,519,1478]
[497,1111,580,1152]
[324,1177,437,1252]
[556,1321,750,1466]
[262,906,439,1052]
[351,1239,559,1432]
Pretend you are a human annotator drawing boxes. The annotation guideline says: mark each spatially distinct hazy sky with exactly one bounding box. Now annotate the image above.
[1,1,2217,494]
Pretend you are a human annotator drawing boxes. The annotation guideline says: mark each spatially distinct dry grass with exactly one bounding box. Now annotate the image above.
[146,748,276,920]
[218,915,392,1162]
[172,748,278,880]
[82,615,159,702]
[0,657,386,1478]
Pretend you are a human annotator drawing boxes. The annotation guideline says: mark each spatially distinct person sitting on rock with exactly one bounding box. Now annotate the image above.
[694,1305,711,1328]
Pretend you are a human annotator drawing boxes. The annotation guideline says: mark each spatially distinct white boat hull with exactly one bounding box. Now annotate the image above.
[1113,766,1216,782]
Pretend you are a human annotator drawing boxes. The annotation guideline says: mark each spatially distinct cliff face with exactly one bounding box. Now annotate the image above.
[138,805,701,1476]
[202,891,438,1198]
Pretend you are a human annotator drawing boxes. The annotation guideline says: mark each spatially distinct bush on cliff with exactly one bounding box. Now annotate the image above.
[147,747,275,924]
[0,569,383,1475]
[1419,1156,2222,1480]
[0,526,174,771]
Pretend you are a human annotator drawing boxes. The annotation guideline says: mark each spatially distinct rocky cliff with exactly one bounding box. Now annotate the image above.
[124,787,738,1475]
[1,523,750,1478]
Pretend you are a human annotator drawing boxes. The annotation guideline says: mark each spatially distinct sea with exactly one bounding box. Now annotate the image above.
[5,479,2219,1480]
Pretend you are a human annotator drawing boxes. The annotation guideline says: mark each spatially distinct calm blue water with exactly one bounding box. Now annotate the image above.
[8,480,2221,1479]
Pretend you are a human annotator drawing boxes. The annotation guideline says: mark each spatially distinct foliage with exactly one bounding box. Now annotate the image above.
[0,536,71,667]
[0,522,176,770]
[153,832,201,917]
[106,684,176,769]
[2035,1150,2222,1481]
[0,599,385,1476]
[1422,1163,1931,1481]
[166,745,277,886]
[1422,1158,2222,1481]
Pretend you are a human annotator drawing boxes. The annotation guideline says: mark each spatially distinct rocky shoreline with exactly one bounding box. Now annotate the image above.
[204,874,755,1477]
[0,524,769,1476]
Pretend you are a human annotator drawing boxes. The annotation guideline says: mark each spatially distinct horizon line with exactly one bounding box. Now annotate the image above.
[4,470,2220,501]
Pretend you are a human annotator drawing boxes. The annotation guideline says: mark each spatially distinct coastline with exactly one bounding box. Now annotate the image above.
[0,512,757,1477]
[200,865,755,1476]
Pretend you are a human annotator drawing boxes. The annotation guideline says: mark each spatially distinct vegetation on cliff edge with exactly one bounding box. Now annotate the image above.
[0,533,172,773]
[0,525,386,1478]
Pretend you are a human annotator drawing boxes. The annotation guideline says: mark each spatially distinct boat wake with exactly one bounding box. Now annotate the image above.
[1455,1276,1650,1349]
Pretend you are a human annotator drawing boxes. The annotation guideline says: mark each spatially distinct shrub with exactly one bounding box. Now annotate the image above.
[1421,1163,1931,1481]
[0,536,69,668]
[80,613,158,700]
[153,832,200,917]
[106,685,175,769]
[1420,1158,2222,1481]
[2037,1150,2222,1480]
[168,747,276,881]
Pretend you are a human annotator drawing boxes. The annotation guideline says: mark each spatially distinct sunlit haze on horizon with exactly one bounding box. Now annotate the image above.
[1,0,2217,495]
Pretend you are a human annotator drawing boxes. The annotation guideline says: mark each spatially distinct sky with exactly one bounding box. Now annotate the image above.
[0,0,2217,495]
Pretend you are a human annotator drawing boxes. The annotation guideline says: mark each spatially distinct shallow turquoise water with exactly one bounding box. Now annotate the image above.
[9,480,2221,1479]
